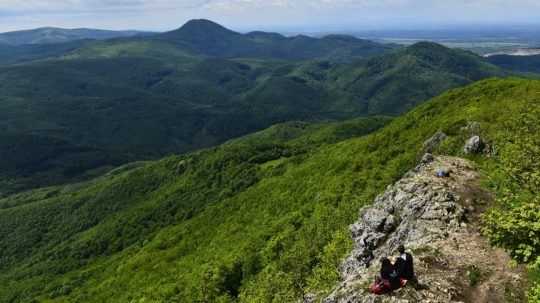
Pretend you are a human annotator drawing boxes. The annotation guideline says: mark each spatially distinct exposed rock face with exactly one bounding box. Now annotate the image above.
[423,132,448,153]
[323,155,525,303]
[463,136,485,154]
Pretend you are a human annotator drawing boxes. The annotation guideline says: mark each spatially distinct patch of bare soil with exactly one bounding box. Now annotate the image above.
[410,156,527,303]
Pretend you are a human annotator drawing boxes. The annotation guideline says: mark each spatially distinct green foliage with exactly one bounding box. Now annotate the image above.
[2,78,540,302]
[484,202,540,262]
[528,284,540,303]
[526,259,540,302]
[0,116,392,302]
[482,101,540,264]
[466,265,482,287]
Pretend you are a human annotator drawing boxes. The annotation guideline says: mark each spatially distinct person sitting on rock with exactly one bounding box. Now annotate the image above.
[394,244,417,284]
[370,257,401,294]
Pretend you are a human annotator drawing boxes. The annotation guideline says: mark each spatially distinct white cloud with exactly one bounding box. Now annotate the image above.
[0,0,539,32]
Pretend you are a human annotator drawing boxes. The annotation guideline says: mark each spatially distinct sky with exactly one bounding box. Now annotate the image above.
[1,0,540,33]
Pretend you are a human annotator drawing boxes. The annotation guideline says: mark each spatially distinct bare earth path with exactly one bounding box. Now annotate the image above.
[321,155,527,303]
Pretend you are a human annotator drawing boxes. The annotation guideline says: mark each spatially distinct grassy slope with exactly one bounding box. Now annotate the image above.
[0,116,391,302]
[1,78,540,302]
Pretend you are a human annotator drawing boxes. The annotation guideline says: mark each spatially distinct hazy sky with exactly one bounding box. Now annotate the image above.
[1,0,540,33]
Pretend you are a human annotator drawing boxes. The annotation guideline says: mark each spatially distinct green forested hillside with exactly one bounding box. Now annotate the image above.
[1,78,539,302]
[0,37,505,194]
[0,40,93,65]
[302,42,504,115]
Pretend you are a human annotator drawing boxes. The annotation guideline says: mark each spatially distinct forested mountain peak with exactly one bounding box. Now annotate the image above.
[164,19,242,39]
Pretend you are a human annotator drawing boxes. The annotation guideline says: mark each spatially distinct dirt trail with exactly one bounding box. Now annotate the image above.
[323,156,527,303]
[418,156,526,303]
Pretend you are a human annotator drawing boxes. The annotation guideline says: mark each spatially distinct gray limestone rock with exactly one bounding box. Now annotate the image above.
[423,131,448,153]
[463,136,484,154]
[324,156,473,303]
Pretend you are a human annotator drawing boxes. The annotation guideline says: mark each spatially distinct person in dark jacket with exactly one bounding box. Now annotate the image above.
[394,244,417,282]
[380,257,401,290]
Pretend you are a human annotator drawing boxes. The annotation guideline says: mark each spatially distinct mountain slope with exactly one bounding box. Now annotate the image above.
[0,78,539,302]
[0,40,94,65]
[240,42,505,120]
[0,27,149,45]
[326,42,505,115]
[0,42,506,194]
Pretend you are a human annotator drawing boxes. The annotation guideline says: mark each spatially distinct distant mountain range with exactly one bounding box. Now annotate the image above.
[0,19,396,66]
[154,19,397,60]
[0,27,151,45]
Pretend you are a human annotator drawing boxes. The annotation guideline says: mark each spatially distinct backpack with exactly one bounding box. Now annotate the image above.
[369,278,391,295]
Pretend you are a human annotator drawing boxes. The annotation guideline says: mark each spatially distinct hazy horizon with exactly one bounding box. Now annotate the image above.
[1,1,540,33]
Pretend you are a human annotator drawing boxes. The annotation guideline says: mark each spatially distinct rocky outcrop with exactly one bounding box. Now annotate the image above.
[423,132,448,153]
[322,155,525,303]
[463,136,485,154]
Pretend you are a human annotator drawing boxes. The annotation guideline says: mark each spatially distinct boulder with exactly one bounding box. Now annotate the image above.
[420,153,435,165]
[423,131,447,153]
[363,209,390,232]
[463,136,484,154]
[303,293,317,303]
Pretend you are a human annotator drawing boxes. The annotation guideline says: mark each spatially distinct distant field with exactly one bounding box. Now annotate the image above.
[343,27,540,55]
[483,48,540,57]
[371,38,536,55]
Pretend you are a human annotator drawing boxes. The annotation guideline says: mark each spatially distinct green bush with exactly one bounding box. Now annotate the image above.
[467,265,482,287]
[527,283,540,303]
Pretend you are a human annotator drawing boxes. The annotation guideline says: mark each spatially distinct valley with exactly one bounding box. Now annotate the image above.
[0,20,506,196]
